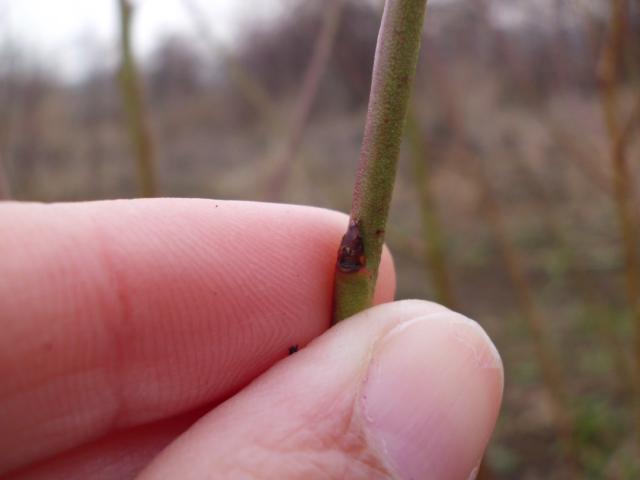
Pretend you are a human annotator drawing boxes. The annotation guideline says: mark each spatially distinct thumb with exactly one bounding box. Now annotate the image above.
[138,300,504,480]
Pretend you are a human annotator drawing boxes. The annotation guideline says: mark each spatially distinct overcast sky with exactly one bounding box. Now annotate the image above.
[0,0,575,80]
[0,0,284,79]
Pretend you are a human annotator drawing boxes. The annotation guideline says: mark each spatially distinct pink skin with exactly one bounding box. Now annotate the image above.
[0,199,395,478]
[361,313,503,479]
[0,200,502,480]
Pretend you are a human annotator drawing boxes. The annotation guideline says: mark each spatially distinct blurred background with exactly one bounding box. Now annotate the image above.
[1,0,639,477]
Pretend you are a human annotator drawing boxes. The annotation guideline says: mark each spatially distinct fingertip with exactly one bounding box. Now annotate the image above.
[361,307,503,479]
[137,300,501,480]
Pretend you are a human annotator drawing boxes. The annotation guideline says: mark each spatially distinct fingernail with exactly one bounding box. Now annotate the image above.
[361,312,503,480]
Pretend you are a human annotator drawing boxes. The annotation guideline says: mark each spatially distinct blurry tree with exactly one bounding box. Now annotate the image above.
[237,0,378,112]
[181,0,280,125]
[117,0,157,197]
[266,0,345,199]
[0,155,9,199]
[406,110,458,309]
[598,0,640,449]
[0,45,17,199]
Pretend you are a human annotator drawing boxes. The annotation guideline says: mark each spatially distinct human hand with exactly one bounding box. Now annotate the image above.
[0,199,503,480]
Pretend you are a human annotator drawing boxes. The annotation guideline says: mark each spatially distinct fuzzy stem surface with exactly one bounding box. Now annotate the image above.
[333,0,427,322]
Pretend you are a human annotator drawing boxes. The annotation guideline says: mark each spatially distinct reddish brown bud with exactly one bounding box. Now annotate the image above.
[337,220,366,273]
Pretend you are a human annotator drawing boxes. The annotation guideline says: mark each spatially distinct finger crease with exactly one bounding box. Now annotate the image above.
[93,219,133,433]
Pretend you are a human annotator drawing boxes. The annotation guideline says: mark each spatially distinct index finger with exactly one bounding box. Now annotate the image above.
[0,199,395,474]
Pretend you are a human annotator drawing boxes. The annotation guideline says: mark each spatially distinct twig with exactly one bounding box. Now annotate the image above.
[510,150,634,392]
[0,154,10,199]
[333,0,427,322]
[0,52,17,200]
[181,0,280,125]
[598,0,640,448]
[182,0,332,200]
[118,0,157,197]
[473,154,578,470]
[266,0,345,200]
[405,109,458,308]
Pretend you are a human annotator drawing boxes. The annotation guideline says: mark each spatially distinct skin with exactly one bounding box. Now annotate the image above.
[0,199,503,480]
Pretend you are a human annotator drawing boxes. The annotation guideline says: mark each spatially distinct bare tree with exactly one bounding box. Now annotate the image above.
[117,0,157,197]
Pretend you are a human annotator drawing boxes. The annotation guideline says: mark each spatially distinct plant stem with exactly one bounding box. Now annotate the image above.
[333,0,427,323]
[405,109,458,309]
[181,0,280,126]
[510,149,634,392]
[478,157,573,418]
[267,0,345,200]
[118,0,157,198]
[463,151,576,473]
[0,73,16,200]
[599,0,640,448]
[0,153,10,199]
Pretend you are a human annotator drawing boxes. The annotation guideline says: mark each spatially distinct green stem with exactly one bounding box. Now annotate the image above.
[118,0,157,198]
[333,0,427,323]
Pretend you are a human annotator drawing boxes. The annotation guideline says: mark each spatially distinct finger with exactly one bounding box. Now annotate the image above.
[0,199,395,474]
[139,300,504,480]
[7,409,205,480]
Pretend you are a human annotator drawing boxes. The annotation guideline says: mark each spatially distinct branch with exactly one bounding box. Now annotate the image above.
[0,153,10,199]
[118,0,157,197]
[598,0,640,448]
[405,109,458,309]
[333,0,427,322]
[267,0,345,200]
[181,0,280,125]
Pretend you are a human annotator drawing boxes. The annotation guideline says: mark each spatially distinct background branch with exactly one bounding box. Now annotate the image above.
[0,154,10,199]
[118,0,157,197]
[266,0,345,200]
[598,0,640,447]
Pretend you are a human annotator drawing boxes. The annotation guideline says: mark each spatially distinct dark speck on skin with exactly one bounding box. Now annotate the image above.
[288,345,300,355]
